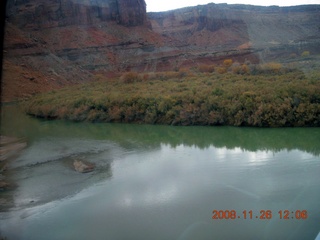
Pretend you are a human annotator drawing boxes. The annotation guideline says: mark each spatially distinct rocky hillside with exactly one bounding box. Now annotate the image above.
[2,1,320,102]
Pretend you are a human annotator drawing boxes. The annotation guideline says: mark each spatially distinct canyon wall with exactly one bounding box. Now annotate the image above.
[2,1,320,101]
[6,0,149,28]
[149,4,320,57]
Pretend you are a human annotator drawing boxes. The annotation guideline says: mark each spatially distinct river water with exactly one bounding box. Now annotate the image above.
[0,105,320,240]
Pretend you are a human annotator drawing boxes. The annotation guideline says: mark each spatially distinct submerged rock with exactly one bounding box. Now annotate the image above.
[73,160,95,173]
[0,181,10,191]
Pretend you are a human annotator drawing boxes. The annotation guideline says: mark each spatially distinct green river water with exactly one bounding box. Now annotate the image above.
[0,105,320,240]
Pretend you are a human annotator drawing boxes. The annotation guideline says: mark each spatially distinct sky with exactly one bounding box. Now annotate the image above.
[146,0,320,12]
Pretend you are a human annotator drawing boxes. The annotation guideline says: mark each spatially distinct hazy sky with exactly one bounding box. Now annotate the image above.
[146,0,320,12]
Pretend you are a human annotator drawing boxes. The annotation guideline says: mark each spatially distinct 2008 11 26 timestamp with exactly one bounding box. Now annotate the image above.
[212,210,308,220]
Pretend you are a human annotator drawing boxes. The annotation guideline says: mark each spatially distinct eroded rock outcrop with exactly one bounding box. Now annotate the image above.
[118,0,148,26]
[6,0,149,28]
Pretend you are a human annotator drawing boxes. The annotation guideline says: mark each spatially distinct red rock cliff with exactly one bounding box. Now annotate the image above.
[5,0,149,28]
[118,0,147,26]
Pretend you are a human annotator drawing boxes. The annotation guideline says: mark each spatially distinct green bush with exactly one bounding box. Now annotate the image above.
[24,68,320,127]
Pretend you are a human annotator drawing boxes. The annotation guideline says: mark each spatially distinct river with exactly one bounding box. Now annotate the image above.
[0,105,320,240]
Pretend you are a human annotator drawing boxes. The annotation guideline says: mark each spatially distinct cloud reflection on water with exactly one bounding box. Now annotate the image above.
[1,138,319,240]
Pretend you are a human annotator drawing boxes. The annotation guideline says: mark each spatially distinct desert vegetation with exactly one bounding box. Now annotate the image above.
[24,62,320,127]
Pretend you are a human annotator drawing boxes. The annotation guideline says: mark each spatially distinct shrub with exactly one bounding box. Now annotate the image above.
[223,59,233,68]
[241,64,250,74]
[301,51,310,57]
[252,62,283,74]
[157,71,180,80]
[198,64,215,73]
[93,74,106,81]
[178,68,189,78]
[142,73,149,81]
[109,106,123,121]
[212,88,224,96]
[120,72,140,83]
[216,67,227,74]
[25,69,320,127]
[232,64,250,75]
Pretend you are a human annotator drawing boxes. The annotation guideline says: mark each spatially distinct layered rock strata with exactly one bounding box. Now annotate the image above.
[2,1,320,101]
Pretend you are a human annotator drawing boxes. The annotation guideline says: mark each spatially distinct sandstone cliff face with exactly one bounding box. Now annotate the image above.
[118,0,148,26]
[6,0,149,28]
[149,4,320,49]
[3,2,320,101]
[148,4,320,67]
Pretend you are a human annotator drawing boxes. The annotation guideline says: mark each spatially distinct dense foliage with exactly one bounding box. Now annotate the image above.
[25,69,320,127]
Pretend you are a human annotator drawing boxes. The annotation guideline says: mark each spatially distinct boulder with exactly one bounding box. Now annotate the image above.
[73,160,95,173]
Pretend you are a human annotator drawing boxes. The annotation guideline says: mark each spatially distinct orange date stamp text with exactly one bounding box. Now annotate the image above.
[212,210,308,220]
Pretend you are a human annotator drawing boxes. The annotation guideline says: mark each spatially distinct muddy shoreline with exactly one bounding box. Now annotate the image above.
[0,136,27,191]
